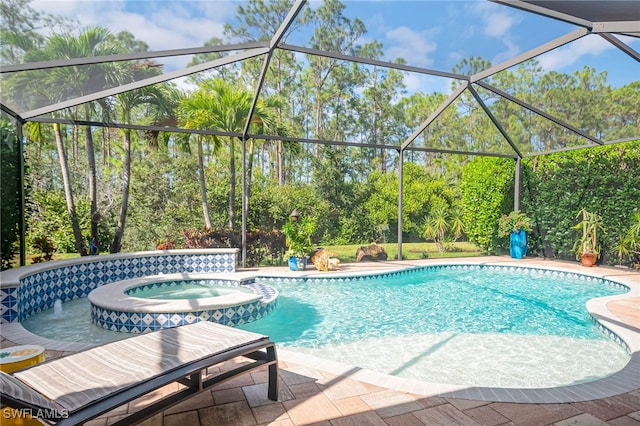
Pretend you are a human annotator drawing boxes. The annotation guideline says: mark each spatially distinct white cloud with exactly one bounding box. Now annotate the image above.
[384,26,438,68]
[537,34,613,71]
[30,0,232,70]
[472,1,521,39]
[492,38,520,64]
[464,2,522,66]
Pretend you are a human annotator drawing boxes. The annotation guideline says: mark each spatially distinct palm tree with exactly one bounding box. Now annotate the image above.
[41,27,124,250]
[423,205,465,253]
[177,79,280,231]
[9,27,125,255]
[109,83,176,253]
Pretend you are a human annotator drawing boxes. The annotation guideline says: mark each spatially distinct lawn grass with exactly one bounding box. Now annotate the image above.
[12,241,483,267]
[322,241,482,263]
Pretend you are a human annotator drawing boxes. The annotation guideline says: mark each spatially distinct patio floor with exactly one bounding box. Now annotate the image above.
[1,257,639,425]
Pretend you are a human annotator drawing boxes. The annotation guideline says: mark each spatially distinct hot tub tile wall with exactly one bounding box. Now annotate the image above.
[0,251,237,323]
[91,295,277,333]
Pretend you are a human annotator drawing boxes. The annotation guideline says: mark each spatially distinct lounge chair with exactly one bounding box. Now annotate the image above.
[1,322,278,425]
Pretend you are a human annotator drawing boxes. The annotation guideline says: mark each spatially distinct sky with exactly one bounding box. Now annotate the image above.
[29,0,640,94]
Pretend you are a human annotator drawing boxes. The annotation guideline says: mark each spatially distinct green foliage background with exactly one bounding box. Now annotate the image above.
[1,0,638,268]
[0,123,21,269]
[522,142,640,264]
[459,142,640,264]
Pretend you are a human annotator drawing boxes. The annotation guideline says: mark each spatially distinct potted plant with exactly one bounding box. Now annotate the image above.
[573,208,603,267]
[498,211,532,259]
[282,215,316,271]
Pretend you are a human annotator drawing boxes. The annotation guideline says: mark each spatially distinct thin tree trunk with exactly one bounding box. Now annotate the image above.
[228,137,236,230]
[277,140,284,186]
[54,123,86,256]
[198,136,213,229]
[110,128,132,253]
[84,121,98,246]
[247,139,255,201]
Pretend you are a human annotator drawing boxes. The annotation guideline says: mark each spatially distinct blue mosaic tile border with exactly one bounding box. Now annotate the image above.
[91,280,277,333]
[0,287,18,322]
[257,264,630,292]
[1,252,237,323]
[590,315,631,354]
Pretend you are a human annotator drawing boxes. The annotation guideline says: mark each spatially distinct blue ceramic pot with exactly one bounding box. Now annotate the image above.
[288,256,307,271]
[509,230,527,259]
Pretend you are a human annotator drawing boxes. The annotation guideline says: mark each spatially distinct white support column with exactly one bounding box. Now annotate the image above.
[397,149,404,260]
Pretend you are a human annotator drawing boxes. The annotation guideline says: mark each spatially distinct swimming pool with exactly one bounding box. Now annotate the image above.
[237,265,630,388]
[19,263,631,388]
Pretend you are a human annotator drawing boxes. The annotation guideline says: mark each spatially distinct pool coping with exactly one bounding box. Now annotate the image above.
[88,273,264,313]
[2,256,638,403]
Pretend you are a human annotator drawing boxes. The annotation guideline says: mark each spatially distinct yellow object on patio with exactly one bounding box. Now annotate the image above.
[0,345,45,374]
[1,407,44,426]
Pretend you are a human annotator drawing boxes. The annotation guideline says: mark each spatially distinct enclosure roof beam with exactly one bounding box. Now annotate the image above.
[470,28,588,82]
[270,0,307,50]
[523,137,640,158]
[29,117,243,138]
[25,115,522,159]
[242,54,273,139]
[0,42,268,74]
[592,21,640,34]
[280,43,467,80]
[242,0,306,139]
[476,81,604,145]
[404,145,517,158]
[20,48,269,120]
[28,114,632,158]
[598,33,640,62]
[490,0,593,28]
[1,104,21,122]
[252,132,516,158]
[400,82,468,150]
[468,85,523,158]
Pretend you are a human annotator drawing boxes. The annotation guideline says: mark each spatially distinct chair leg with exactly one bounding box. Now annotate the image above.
[267,346,278,401]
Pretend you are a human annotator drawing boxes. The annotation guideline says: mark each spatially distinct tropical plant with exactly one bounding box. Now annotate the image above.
[573,208,603,262]
[423,205,464,253]
[498,211,533,238]
[282,216,316,258]
[177,79,281,230]
[615,210,640,268]
[31,235,56,263]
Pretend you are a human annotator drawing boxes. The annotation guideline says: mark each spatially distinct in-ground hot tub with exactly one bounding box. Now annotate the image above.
[88,274,278,333]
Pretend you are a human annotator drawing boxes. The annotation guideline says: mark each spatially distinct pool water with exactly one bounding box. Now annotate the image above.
[23,297,127,345]
[126,283,254,300]
[21,266,630,388]
[236,267,630,387]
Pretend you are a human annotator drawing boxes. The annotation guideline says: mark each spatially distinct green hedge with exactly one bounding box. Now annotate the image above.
[522,142,640,264]
[461,141,640,266]
[460,156,515,254]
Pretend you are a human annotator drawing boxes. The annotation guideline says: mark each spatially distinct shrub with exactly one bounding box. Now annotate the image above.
[497,211,532,238]
[31,235,56,263]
